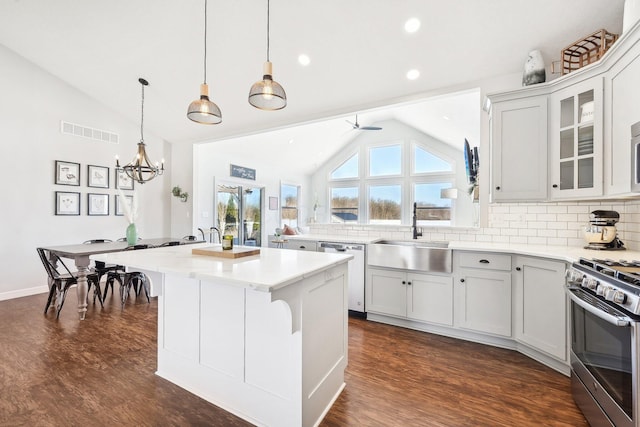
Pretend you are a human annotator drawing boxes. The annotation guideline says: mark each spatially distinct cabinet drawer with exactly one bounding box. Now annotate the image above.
[284,240,317,251]
[458,252,511,271]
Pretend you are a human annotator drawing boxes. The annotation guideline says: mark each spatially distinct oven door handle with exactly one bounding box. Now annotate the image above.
[567,289,631,327]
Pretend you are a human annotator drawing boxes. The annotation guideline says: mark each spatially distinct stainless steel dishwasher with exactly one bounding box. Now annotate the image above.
[319,242,366,315]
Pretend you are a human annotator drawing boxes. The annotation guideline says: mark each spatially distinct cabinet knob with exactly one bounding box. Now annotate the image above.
[460,278,465,283]
[407,281,412,286]
[552,184,558,188]
[516,267,521,271]
[479,259,490,264]
[495,186,501,191]
[402,281,406,285]
[300,246,306,249]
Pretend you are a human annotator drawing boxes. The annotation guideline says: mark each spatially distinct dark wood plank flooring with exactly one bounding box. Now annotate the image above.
[0,292,587,426]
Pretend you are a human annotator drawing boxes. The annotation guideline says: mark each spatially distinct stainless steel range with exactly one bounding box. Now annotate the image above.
[566,258,640,427]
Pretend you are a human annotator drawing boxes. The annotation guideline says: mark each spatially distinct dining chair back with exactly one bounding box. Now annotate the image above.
[36,248,102,318]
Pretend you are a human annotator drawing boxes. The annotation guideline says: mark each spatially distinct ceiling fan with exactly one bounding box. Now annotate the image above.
[346,114,382,131]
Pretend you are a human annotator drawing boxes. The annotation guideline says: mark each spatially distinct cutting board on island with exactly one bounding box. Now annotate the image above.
[192,246,261,259]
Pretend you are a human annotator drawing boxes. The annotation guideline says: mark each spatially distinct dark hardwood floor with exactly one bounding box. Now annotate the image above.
[0,292,587,426]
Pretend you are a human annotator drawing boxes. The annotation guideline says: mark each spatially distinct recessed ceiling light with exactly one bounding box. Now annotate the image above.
[288,139,294,144]
[404,17,421,33]
[443,116,450,121]
[406,69,420,80]
[298,54,311,66]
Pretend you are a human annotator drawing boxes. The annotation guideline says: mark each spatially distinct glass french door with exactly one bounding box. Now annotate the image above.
[216,184,263,246]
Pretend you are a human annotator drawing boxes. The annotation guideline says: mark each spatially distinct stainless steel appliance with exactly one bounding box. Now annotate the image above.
[319,242,366,315]
[566,258,640,427]
[630,121,640,192]
[584,210,625,250]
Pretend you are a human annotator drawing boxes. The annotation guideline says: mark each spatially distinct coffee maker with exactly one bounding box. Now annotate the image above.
[584,210,625,250]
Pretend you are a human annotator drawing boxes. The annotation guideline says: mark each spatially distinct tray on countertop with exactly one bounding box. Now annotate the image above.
[192,246,261,259]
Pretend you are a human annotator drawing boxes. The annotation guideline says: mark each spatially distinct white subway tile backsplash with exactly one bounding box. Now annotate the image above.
[307,200,640,249]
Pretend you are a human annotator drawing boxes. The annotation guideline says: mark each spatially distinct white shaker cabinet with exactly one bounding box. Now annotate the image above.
[490,95,548,202]
[454,252,512,337]
[548,77,603,199]
[366,267,453,326]
[513,256,568,362]
[605,41,640,195]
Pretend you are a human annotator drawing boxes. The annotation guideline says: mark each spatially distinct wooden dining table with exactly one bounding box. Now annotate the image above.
[41,238,201,319]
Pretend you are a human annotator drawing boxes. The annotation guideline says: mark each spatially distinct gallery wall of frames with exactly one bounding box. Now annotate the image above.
[53,160,135,216]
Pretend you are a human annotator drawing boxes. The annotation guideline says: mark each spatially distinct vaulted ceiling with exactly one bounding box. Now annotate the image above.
[0,0,625,161]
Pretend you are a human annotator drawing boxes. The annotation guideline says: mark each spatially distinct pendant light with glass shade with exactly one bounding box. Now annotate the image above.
[248,0,287,110]
[187,0,222,124]
[116,78,164,184]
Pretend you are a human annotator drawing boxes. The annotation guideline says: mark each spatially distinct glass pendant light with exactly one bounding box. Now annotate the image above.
[187,0,222,124]
[248,0,287,110]
[116,78,164,184]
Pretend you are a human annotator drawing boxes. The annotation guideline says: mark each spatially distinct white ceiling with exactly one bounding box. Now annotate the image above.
[0,0,625,173]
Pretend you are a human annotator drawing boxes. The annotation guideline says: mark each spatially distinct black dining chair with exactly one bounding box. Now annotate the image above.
[83,239,122,297]
[37,248,103,318]
[103,245,150,307]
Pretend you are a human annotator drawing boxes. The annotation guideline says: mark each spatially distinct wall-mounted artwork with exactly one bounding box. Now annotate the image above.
[115,194,133,216]
[55,191,80,215]
[116,169,134,190]
[87,165,109,188]
[230,164,256,180]
[269,196,278,210]
[55,161,80,186]
[88,193,109,216]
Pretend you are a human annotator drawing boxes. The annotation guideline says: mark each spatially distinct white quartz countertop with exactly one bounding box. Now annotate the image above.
[276,234,382,244]
[282,234,640,263]
[91,243,352,292]
[448,241,640,263]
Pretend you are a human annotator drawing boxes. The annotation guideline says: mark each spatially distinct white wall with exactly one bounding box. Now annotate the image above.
[193,140,311,242]
[0,44,171,300]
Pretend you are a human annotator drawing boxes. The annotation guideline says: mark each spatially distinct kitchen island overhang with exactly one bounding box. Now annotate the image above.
[92,244,352,427]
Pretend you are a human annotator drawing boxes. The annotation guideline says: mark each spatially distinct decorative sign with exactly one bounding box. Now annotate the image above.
[230,164,256,180]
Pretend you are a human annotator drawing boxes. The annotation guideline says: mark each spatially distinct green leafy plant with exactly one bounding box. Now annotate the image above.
[172,186,189,202]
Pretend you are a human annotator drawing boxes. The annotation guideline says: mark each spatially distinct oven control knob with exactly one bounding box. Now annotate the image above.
[597,285,609,297]
[613,291,627,304]
[566,269,583,283]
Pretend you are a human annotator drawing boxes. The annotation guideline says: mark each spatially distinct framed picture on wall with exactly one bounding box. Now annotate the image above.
[115,194,133,216]
[269,196,278,210]
[55,191,80,215]
[87,193,109,216]
[87,165,109,188]
[55,161,80,186]
[116,169,134,190]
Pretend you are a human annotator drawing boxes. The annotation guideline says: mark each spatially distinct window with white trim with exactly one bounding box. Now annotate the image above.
[329,139,455,225]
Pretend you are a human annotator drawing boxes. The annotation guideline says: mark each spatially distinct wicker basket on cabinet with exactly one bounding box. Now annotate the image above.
[561,29,618,75]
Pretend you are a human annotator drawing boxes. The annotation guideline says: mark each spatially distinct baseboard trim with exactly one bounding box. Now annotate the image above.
[0,285,48,301]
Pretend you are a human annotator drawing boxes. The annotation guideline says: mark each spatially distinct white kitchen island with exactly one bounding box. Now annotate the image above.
[92,244,352,427]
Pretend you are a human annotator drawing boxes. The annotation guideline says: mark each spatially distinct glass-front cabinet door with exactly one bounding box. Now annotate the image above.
[549,77,603,198]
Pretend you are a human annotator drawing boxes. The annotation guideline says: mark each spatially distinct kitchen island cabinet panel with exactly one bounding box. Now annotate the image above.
[93,245,350,427]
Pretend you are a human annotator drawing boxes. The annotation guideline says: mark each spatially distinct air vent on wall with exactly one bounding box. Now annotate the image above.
[60,121,119,144]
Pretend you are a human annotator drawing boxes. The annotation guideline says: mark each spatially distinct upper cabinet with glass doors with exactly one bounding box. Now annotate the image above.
[549,77,603,199]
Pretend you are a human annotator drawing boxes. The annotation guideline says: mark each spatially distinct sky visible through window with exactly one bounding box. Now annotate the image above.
[331,153,358,179]
[415,183,452,207]
[414,146,452,173]
[370,145,401,176]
